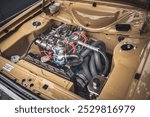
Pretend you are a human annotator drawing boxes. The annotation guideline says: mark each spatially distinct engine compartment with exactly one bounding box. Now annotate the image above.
[16,21,112,99]
[0,0,150,100]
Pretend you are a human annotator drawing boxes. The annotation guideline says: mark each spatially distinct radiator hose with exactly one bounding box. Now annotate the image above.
[66,54,83,66]
[82,56,92,80]
[81,40,109,80]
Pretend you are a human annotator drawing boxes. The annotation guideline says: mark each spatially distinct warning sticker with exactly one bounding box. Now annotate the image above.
[2,63,14,72]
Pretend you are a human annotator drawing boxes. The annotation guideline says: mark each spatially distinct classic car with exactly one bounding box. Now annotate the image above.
[0,0,150,100]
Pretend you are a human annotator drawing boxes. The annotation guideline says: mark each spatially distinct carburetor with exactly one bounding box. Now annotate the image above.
[35,23,86,66]
[52,40,66,65]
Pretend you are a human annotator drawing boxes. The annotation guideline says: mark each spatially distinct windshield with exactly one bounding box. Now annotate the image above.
[0,0,41,27]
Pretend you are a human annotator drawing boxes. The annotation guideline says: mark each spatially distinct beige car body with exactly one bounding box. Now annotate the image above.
[0,0,150,99]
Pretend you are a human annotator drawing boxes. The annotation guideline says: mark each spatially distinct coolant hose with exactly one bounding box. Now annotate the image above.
[94,52,102,72]
[80,40,109,77]
[82,56,92,80]
[89,54,98,77]
[66,54,83,66]
[97,49,109,76]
